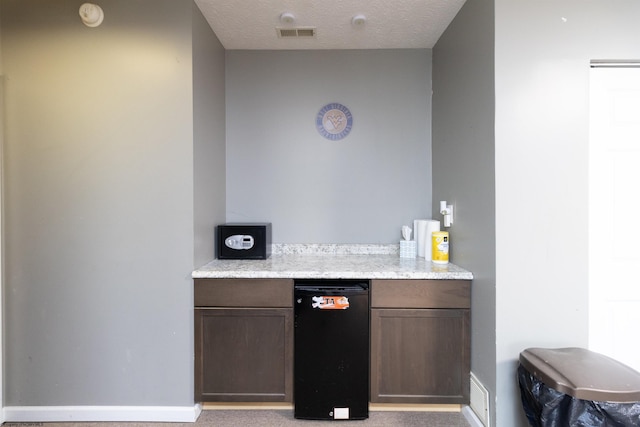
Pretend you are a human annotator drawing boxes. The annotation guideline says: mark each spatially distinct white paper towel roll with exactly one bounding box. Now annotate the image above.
[424,220,441,261]
[414,219,440,259]
[414,220,428,258]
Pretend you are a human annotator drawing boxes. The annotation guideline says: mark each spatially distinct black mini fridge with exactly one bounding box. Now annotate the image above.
[294,279,369,420]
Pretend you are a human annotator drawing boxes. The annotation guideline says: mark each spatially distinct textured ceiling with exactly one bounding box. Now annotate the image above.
[194,0,467,50]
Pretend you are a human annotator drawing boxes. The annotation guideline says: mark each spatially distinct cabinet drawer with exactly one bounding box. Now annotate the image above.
[195,279,293,307]
[371,279,470,309]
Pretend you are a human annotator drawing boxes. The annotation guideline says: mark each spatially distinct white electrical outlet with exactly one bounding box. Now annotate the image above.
[333,407,349,420]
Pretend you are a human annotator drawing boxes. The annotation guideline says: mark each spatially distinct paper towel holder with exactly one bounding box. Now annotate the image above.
[440,201,453,227]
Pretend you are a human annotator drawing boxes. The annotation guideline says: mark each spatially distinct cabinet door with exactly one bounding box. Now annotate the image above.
[370,308,470,404]
[195,307,293,402]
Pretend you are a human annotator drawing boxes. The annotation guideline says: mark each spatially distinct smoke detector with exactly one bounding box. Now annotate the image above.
[279,12,295,25]
[352,15,366,27]
[79,3,104,27]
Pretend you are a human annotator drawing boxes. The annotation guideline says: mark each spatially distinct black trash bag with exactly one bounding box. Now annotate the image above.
[518,364,640,427]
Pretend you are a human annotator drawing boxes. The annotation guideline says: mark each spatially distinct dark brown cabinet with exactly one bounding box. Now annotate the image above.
[370,279,471,404]
[194,277,471,405]
[194,279,294,402]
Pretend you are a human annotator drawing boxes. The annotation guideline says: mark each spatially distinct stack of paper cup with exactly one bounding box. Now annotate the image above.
[413,219,441,260]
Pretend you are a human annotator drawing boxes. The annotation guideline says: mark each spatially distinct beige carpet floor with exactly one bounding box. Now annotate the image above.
[2,408,473,427]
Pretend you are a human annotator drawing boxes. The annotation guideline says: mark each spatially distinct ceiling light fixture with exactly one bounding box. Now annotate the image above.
[79,3,104,27]
[280,12,295,25]
[351,14,366,27]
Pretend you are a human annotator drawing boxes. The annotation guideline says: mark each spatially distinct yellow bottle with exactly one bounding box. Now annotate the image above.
[431,231,449,264]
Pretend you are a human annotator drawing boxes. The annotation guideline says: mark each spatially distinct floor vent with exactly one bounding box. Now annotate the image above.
[470,372,490,427]
[277,27,316,38]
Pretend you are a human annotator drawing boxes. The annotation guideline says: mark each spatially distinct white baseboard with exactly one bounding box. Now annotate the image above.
[3,404,202,423]
[462,405,486,427]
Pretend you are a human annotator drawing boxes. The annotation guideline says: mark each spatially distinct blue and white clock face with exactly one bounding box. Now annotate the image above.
[316,103,353,141]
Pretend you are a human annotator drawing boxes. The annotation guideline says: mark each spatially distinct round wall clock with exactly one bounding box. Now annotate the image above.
[316,103,353,141]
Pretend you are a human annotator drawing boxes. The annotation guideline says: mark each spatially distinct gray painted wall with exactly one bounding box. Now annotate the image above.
[8,2,636,424]
[0,18,4,422]
[1,0,222,407]
[225,50,432,244]
[495,2,640,426]
[435,1,640,425]
[192,4,226,268]
[432,0,496,425]
[436,1,640,426]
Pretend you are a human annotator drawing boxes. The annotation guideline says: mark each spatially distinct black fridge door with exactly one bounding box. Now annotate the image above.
[294,282,369,420]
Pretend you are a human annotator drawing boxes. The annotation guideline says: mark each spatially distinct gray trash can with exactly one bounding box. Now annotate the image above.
[518,347,640,427]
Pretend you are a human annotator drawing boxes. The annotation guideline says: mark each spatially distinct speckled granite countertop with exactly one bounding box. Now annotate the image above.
[192,244,473,280]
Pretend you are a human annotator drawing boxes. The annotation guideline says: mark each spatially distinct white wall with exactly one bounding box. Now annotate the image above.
[495,1,640,426]
[1,0,222,415]
[225,50,433,244]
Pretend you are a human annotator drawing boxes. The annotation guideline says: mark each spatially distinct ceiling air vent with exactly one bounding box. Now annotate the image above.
[277,27,316,38]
